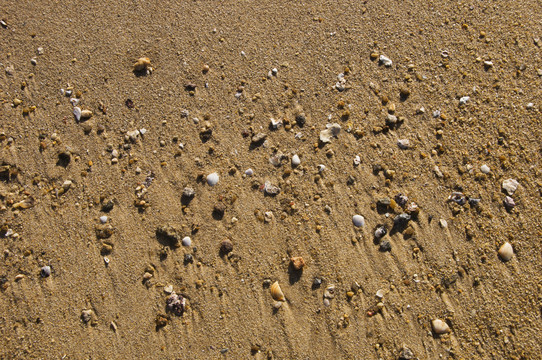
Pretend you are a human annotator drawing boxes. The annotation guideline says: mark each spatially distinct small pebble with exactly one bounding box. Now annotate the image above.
[498,242,514,261]
[397,139,410,149]
[432,319,451,334]
[290,256,305,270]
[40,265,51,278]
[439,219,448,228]
[291,154,301,167]
[99,216,108,224]
[245,168,254,176]
[164,285,173,294]
[313,278,322,287]
[352,215,365,227]
[379,240,391,252]
[207,172,219,186]
[480,164,490,174]
[182,236,192,247]
[220,239,233,254]
[317,164,325,172]
[503,196,515,210]
[374,226,387,238]
[353,155,361,166]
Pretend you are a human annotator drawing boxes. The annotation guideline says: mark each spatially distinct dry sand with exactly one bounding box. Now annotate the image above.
[1,1,542,359]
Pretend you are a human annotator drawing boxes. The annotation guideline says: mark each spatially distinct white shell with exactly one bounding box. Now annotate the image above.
[319,123,341,143]
[352,215,365,227]
[99,216,108,224]
[502,179,519,195]
[245,168,253,176]
[498,242,513,261]
[182,236,192,247]
[207,172,219,186]
[291,154,300,167]
[73,107,82,121]
[353,155,361,166]
[432,319,451,334]
[480,164,490,174]
[379,55,393,67]
[459,96,470,105]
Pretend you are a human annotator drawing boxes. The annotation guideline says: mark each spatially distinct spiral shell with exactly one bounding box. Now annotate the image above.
[270,281,285,302]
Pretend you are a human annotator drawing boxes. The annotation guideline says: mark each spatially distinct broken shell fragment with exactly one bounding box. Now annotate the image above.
[73,107,82,121]
[498,242,514,262]
[270,281,285,302]
[319,123,341,143]
[12,197,35,209]
[432,319,451,334]
[133,57,152,72]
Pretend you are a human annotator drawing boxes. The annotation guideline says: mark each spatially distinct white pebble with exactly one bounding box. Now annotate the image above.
[182,236,192,247]
[207,172,219,186]
[352,215,365,227]
[432,319,451,334]
[498,242,513,261]
[526,103,534,110]
[245,168,253,176]
[317,164,326,172]
[291,154,300,167]
[439,219,448,228]
[99,216,108,224]
[397,139,410,149]
[480,164,490,174]
[459,96,470,105]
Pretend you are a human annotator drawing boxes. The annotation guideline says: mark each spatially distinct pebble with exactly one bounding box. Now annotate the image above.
[99,216,108,224]
[439,219,448,228]
[526,103,534,110]
[290,256,305,270]
[81,309,94,324]
[263,181,281,196]
[502,179,519,195]
[182,236,192,247]
[317,164,326,172]
[352,215,365,227]
[40,265,51,278]
[30,58,37,66]
[182,187,195,200]
[397,139,410,149]
[291,154,301,167]
[313,277,322,287]
[270,118,282,129]
[399,346,415,360]
[37,47,44,55]
[164,285,173,294]
[379,55,393,67]
[480,164,490,174]
[245,168,254,176]
[207,172,219,186]
[503,196,515,210]
[498,242,514,261]
[432,319,451,334]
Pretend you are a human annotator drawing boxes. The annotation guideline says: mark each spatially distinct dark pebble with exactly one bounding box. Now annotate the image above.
[379,240,392,252]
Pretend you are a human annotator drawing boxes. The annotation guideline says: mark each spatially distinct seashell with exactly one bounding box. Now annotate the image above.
[323,284,336,299]
[80,109,93,119]
[432,319,451,334]
[502,179,519,196]
[319,123,341,143]
[73,106,82,121]
[498,242,513,261]
[352,215,365,227]
[133,57,151,72]
[181,236,192,247]
[379,55,393,67]
[270,281,285,302]
[207,172,219,186]
[291,154,300,167]
[12,197,35,209]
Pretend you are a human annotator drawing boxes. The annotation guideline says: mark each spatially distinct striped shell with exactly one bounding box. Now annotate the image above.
[270,281,285,302]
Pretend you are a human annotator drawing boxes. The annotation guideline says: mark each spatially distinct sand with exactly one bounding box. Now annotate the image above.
[1,1,542,359]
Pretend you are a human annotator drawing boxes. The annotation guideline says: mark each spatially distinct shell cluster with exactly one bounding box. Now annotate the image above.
[166,292,186,316]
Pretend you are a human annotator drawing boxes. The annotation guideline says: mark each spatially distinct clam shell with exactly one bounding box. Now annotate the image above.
[498,242,514,262]
[270,281,285,302]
